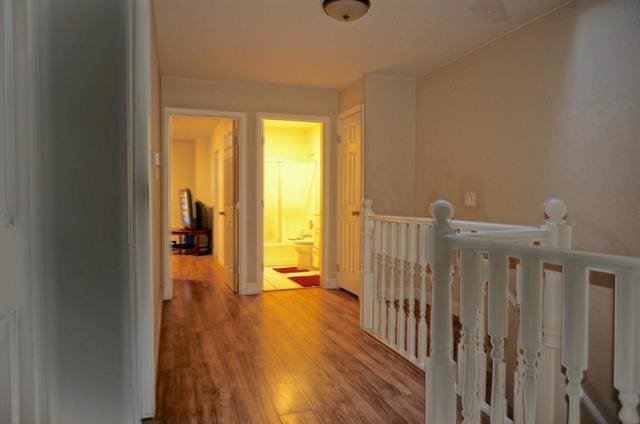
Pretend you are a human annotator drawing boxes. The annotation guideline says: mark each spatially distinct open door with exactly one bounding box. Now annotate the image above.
[223,121,239,292]
[0,0,37,419]
[337,109,363,295]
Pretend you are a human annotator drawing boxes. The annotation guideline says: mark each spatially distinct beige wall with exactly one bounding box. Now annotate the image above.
[162,77,338,285]
[195,137,215,206]
[414,1,640,419]
[338,77,364,113]
[171,141,196,228]
[364,74,416,216]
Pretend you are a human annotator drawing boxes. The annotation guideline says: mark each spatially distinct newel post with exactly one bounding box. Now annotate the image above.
[360,199,375,331]
[536,199,571,423]
[427,200,457,424]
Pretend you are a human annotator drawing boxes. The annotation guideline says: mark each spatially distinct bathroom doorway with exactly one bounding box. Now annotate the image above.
[257,115,328,291]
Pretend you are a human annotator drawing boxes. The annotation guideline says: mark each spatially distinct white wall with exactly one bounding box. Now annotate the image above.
[162,77,338,285]
[414,1,640,419]
[37,0,134,421]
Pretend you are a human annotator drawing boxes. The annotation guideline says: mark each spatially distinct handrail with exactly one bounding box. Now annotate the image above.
[369,214,433,224]
[454,229,550,241]
[450,219,540,233]
[447,234,640,273]
[370,214,543,233]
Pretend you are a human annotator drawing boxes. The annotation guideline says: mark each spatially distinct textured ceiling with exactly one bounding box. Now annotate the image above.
[153,0,568,90]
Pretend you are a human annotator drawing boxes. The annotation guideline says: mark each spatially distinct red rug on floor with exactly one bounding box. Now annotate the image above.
[273,267,309,274]
[288,275,320,287]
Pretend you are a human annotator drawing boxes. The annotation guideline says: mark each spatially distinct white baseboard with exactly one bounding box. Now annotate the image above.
[324,278,338,289]
[241,281,262,295]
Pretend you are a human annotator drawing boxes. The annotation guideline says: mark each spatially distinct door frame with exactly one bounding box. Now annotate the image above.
[162,107,248,299]
[256,113,333,291]
[336,104,365,293]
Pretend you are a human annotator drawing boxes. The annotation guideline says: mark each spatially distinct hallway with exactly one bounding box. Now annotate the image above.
[154,256,425,423]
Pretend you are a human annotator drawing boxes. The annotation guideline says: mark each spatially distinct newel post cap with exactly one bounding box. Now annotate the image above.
[431,200,454,222]
[544,198,567,224]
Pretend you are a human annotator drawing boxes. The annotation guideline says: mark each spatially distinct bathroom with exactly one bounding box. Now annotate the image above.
[262,119,322,291]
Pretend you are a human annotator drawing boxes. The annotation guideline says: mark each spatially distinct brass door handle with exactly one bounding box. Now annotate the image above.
[219,211,226,216]
[352,211,360,216]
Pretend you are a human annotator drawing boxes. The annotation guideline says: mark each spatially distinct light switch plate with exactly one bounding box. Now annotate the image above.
[464,191,477,207]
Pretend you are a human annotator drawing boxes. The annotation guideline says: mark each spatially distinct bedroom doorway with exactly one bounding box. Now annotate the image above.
[163,109,247,299]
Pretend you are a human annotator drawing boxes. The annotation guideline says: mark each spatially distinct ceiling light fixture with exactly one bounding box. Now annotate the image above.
[322,0,370,22]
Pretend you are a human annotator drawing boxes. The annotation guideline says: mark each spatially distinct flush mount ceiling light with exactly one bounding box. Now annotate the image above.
[322,0,370,22]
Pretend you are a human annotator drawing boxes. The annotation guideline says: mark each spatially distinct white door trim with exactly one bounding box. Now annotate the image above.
[256,112,333,292]
[162,107,248,299]
[336,104,365,293]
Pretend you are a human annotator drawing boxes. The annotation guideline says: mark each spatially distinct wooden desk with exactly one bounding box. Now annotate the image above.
[171,228,212,256]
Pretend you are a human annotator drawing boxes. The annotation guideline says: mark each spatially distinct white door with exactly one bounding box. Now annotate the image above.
[0,0,36,420]
[338,110,363,295]
[223,122,239,292]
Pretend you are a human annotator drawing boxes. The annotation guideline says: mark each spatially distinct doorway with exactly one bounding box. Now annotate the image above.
[163,109,248,299]
[257,114,331,292]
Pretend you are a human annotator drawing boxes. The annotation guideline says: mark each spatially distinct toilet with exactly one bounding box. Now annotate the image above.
[293,238,314,270]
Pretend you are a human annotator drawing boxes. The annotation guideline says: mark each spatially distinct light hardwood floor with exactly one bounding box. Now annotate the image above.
[152,255,425,423]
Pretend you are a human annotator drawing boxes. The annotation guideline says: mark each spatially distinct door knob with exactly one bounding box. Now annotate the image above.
[352,211,360,216]
[219,211,226,216]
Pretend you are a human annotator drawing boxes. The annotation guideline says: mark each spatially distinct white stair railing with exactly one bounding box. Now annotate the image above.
[360,198,639,423]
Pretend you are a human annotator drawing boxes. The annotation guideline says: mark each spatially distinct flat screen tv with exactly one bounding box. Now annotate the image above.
[179,189,194,229]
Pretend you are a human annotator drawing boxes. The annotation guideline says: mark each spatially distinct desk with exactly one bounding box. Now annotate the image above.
[171,228,212,256]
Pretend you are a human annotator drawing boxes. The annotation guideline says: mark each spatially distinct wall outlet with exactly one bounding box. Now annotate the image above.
[464,191,477,207]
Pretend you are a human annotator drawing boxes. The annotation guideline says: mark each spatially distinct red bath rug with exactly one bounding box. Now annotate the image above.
[273,267,309,274]
[288,275,320,287]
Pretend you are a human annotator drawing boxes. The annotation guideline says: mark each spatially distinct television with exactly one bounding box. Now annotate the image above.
[179,189,194,229]
[179,189,211,230]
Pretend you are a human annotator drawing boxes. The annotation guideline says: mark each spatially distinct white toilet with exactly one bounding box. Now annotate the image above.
[293,238,314,270]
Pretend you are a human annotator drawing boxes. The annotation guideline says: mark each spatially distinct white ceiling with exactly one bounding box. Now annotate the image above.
[153,0,568,90]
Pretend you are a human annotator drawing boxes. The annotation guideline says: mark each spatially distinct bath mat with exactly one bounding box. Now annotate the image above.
[273,267,309,274]
[288,275,320,287]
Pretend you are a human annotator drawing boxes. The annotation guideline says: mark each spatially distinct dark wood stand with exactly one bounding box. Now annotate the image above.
[171,228,212,256]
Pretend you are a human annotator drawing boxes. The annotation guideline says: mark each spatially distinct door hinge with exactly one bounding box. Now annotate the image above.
[336,135,342,144]
[261,136,265,145]
[235,201,240,210]
[336,264,341,272]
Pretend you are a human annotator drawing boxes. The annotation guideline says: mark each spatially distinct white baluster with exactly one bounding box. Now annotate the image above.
[418,223,429,368]
[537,198,571,423]
[427,200,456,424]
[535,269,564,424]
[561,264,588,424]
[474,257,489,423]
[397,223,407,354]
[372,219,382,336]
[380,221,389,341]
[518,257,543,424]
[488,252,509,424]
[459,249,482,423]
[407,223,418,362]
[614,272,640,424]
[360,199,375,331]
[389,222,398,348]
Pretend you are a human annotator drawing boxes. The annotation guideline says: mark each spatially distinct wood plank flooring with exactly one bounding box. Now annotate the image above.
[152,256,425,423]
